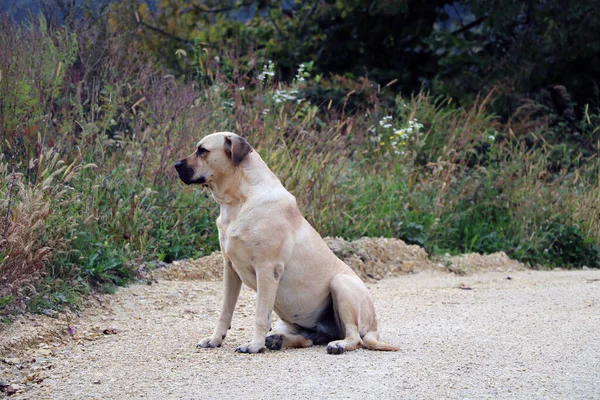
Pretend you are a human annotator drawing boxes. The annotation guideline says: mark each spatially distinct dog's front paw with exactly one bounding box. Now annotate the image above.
[265,334,284,350]
[326,342,345,355]
[234,343,265,354]
[196,337,222,349]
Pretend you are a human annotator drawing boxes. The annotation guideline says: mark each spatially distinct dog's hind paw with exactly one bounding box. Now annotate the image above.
[265,334,284,350]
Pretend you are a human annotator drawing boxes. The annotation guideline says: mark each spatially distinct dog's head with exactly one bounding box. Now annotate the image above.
[174,132,253,186]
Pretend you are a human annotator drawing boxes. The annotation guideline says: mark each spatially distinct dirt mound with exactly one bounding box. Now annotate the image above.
[442,252,527,275]
[152,238,528,283]
[156,237,441,282]
[325,237,437,280]
[153,252,223,281]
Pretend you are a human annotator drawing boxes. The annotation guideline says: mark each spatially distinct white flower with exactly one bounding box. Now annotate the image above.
[272,89,299,103]
[258,60,276,81]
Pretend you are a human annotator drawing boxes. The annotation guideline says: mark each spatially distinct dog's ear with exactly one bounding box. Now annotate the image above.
[224,135,253,166]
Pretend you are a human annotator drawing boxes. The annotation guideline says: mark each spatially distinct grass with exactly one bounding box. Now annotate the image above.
[1,15,599,318]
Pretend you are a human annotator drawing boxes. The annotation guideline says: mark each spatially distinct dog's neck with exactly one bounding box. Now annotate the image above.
[208,152,282,206]
[207,167,245,205]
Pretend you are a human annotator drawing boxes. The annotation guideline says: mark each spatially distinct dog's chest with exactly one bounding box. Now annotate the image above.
[217,212,258,289]
[223,237,258,290]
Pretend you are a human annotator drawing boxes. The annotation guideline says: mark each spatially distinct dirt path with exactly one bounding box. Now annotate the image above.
[3,269,600,399]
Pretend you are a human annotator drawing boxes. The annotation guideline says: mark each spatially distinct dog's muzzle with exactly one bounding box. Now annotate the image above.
[174,160,206,185]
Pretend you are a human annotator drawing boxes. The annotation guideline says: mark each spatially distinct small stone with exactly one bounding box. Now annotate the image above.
[400,261,414,273]
[2,358,20,365]
[42,309,58,317]
[6,384,23,395]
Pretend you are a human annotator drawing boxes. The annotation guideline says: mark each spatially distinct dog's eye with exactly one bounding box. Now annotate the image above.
[197,147,208,156]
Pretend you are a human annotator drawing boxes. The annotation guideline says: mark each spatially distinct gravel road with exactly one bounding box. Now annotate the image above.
[6,269,600,399]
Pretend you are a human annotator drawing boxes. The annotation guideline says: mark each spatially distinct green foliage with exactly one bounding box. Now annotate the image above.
[26,277,87,314]
[0,17,219,314]
[431,0,600,111]
[2,11,600,319]
[0,295,15,310]
[531,223,600,269]
[108,1,600,117]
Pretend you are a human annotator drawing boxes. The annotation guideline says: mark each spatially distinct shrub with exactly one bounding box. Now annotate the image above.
[0,150,94,309]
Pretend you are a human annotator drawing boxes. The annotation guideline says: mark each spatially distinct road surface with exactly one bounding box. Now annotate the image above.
[5,269,600,399]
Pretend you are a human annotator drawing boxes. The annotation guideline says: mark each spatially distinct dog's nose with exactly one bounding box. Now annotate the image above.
[174,161,184,171]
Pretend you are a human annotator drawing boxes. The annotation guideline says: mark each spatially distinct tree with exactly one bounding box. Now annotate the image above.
[111,0,600,120]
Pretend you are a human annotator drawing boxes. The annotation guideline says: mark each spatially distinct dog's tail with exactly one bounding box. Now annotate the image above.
[362,332,400,351]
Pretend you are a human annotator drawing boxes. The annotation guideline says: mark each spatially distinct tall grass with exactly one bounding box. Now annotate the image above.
[1,16,599,315]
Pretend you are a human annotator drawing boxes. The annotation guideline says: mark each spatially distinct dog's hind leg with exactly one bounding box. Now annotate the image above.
[327,273,399,354]
[266,321,313,350]
[327,273,383,354]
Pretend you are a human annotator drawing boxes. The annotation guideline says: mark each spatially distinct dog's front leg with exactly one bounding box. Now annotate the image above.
[197,258,242,349]
[235,263,283,354]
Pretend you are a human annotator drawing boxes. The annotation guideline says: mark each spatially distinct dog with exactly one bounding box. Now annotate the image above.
[174,132,399,354]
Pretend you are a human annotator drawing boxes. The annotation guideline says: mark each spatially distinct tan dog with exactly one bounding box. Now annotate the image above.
[174,132,399,354]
